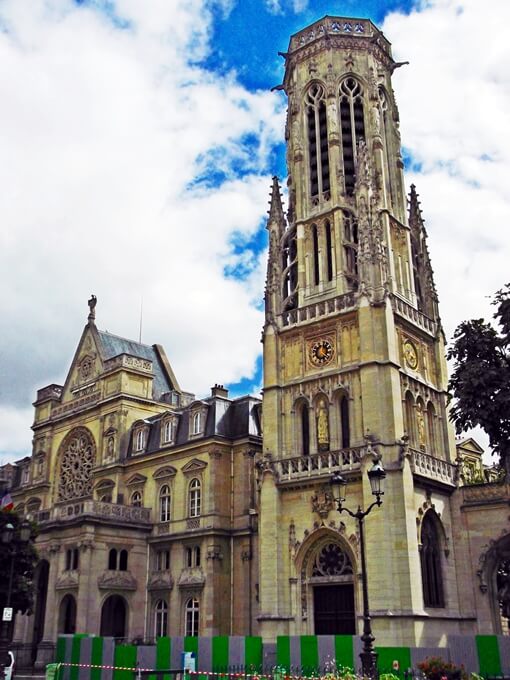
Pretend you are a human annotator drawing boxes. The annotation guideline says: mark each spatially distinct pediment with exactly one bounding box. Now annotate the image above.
[126,473,147,487]
[60,326,104,405]
[153,466,177,480]
[181,459,208,474]
[188,400,208,411]
[456,437,484,455]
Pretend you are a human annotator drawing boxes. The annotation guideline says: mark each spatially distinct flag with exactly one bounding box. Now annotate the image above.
[0,489,14,512]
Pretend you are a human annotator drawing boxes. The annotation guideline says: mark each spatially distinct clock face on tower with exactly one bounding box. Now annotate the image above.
[309,339,334,367]
[403,339,418,370]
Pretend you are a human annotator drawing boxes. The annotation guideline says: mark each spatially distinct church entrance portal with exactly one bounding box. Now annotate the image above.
[313,584,355,634]
[100,595,127,639]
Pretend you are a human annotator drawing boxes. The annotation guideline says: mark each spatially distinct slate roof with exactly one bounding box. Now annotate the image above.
[97,331,175,400]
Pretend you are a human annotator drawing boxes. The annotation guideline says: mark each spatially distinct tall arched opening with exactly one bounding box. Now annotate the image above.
[299,533,356,635]
[100,595,127,639]
[58,594,77,635]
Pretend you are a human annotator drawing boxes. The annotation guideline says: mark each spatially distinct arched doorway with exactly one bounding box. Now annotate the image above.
[100,595,127,639]
[58,594,77,634]
[31,560,49,662]
[299,535,356,634]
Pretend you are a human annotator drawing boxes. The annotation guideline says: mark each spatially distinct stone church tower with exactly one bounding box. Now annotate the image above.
[258,17,463,646]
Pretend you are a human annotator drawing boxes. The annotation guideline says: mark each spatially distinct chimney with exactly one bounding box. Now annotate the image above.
[211,384,229,399]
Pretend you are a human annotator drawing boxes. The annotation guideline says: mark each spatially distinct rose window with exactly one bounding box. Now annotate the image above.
[58,427,96,501]
[312,542,353,577]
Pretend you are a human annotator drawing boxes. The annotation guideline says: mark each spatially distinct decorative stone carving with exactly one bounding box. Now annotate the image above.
[57,427,96,501]
[55,572,79,590]
[178,567,206,589]
[311,488,335,519]
[207,545,223,561]
[148,572,174,591]
[98,570,137,591]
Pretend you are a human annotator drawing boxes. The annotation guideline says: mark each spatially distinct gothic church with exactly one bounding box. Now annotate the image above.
[3,15,509,662]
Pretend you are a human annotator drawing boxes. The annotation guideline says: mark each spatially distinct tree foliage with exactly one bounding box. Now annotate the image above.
[0,511,38,615]
[448,283,510,474]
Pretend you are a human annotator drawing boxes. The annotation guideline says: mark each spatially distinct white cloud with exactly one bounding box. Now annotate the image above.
[384,0,510,458]
[0,0,285,460]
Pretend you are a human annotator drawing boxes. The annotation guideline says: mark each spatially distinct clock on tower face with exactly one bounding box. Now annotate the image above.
[403,339,418,370]
[310,339,334,367]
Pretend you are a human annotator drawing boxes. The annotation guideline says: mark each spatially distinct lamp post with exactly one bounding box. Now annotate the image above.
[330,459,386,679]
[0,519,32,680]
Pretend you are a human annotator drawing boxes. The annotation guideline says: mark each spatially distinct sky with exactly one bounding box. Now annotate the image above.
[1,0,509,464]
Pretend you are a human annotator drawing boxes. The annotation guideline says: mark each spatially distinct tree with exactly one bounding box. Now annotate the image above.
[0,511,38,615]
[448,283,510,477]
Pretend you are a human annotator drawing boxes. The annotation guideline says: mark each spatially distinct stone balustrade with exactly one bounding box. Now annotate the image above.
[35,500,152,524]
[281,292,356,328]
[274,447,363,484]
[410,448,457,486]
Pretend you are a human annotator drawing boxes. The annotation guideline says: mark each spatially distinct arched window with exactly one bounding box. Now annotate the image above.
[306,83,329,199]
[185,597,200,636]
[108,548,117,570]
[404,391,415,446]
[135,428,146,452]
[339,77,365,195]
[192,412,202,435]
[312,224,320,285]
[299,403,310,456]
[194,546,201,567]
[427,402,436,454]
[159,485,171,523]
[188,478,201,518]
[325,220,333,282]
[342,210,358,290]
[72,548,79,570]
[163,419,176,444]
[119,549,128,571]
[154,599,168,637]
[339,395,350,449]
[420,512,445,608]
[131,490,143,507]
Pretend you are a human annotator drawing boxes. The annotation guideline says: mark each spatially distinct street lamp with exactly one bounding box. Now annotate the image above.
[330,459,386,679]
[0,519,32,680]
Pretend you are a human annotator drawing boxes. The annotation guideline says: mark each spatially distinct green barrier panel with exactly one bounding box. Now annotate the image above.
[300,636,318,675]
[155,637,171,680]
[334,636,354,671]
[55,638,67,663]
[476,635,501,676]
[184,637,200,680]
[376,647,411,677]
[113,645,137,680]
[276,637,291,672]
[90,637,104,680]
[70,635,89,680]
[212,637,229,672]
[245,637,263,673]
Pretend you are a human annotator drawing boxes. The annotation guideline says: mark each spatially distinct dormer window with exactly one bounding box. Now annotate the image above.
[191,412,203,436]
[22,467,30,485]
[162,417,177,445]
[134,427,148,453]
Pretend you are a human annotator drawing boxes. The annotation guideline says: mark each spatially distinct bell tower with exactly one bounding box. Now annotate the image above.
[259,17,461,646]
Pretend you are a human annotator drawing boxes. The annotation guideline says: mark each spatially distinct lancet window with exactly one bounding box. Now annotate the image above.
[305,83,330,199]
[312,224,320,285]
[325,220,333,282]
[299,402,310,456]
[339,78,365,195]
[420,512,445,608]
[339,395,350,448]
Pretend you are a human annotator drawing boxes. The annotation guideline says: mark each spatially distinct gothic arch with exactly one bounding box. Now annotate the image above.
[478,532,510,634]
[294,396,311,456]
[57,427,96,502]
[333,388,352,449]
[295,527,358,634]
[418,508,447,608]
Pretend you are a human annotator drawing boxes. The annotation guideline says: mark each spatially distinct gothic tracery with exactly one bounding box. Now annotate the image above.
[58,427,96,501]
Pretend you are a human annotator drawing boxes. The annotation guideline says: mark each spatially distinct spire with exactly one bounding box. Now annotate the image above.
[407,185,439,321]
[267,176,284,226]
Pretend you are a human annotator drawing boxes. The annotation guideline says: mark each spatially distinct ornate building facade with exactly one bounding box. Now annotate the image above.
[3,14,510,660]
[256,16,509,647]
